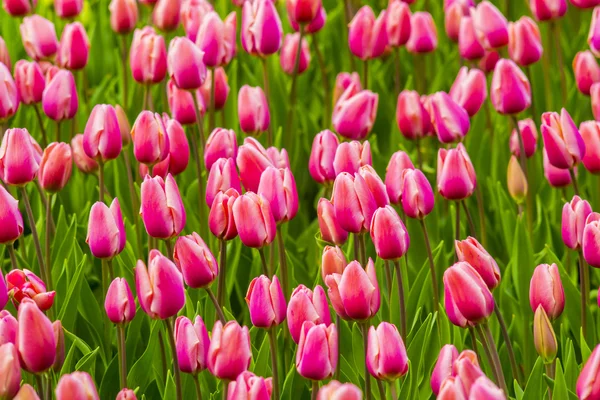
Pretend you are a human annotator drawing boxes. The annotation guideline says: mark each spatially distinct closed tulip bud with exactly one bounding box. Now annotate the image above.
[55,0,82,18]
[236,137,273,192]
[196,12,232,67]
[401,169,435,219]
[0,64,17,121]
[583,212,600,268]
[86,199,126,259]
[384,151,414,205]
[3,0,36,16]
[510,118,538,158]
[81,104,122,162]
[174,232,218,288]
[470,1,508,49]
[296,322,337,380]
[57,22,90,70]
[387,0,411,47]
[0,343,21,399]
[0,128,40,186]
[445,0,472,42]
[14,60,45,105]
[333,72,361,106]
[241,0,283,57]
[167,80,204,125]
[406,12,437,54]
[469,376,505,400]
[574,51,600,95]
[153,0,181,31]
[206,158,241,207]
[438,376,468,399]
[116,389,137,400]
[0,186,23,245]
[431,344,459,395]
[577,344,600,400]
[42,69,78,121]
[199,68,230,112]
[208,320,252,380]
[507,155,528,203]
[562,195,592,249]
[238,85,270,136]
[228,371,273,400]
[17,299,56,373]
[533,305,558,363]
[132,111,169,165]
[428,92,470,143]
[581,121,600,173]
[479,49,500,73]
[130,27,167,84]
[367,322,408,381]
[0,37,9,71]
[543,149,572,188]
[55,372,99,400]
[71,134,98,174]
[452,350,484,393]
[174,315,210,374]
[508,17,543,67]
[370,206,410,260]
[257,166,298,223]
[6,269,55,311]
[232,192,276,248]
[204,128,237,170]
[109,0,138,34]
[287,285,331,345]
[317,198,348,246]
[163,117,189,176]
[289,4,325,34]
[317,381,362,400]
[332,84,378,141]
[181,0,214,42]
[455,237,500,289]
[246,275,287,328]
[114,105,131,146]
[0,311,16,345]
[309,130,339,184]
[529,263,565,318]
[326,259,380,320]
[333,140,372,176]
[286,0,321,25]
[20,15,58,61]
[491,59,531,114]
[572,0,600,8]
[104,277,136,324]
[450,67,487,117]
[334,169,384,233]
[530,0,567,21]
[280,33,311,75]
[542,109,586,169]
[321,246,346,282]
[437,143,477,200]
[167,37,206,90]
[443,261,495,328]
[209,188,239,241]
[140,174,186,239]
[266,147,290,169]
[458,16,485,60]
[396,90,433,140]
[38,142,72,192]
[348,6,388,60]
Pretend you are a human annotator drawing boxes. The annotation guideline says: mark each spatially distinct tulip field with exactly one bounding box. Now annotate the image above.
[5,0,600,398]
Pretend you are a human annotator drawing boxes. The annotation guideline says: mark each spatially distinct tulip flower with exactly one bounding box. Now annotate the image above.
[266,147,290,169]
[207,320,252,380]
[57,22,90,71]
[246,275,287,328]
[581,121,600,173]
[384,151,414,205]
[317,380,361,400]
[321,246,346,281]
[50,320,64,373]
[401,169,435,219]
[280,33,311,75]
[443,261,495,327]
[508,17,543,67]
[387,0,411,47]
[285,0,321,25]
[366,322,408,381]
[562,195,593,250]
[543,150,574,187]
[14,60,45,105]
[331,172,377,234]
[55,372,99,400]
[427,91,470,143]
[406,12,438,53]
[38,142,72,192]
[309,130,339,185]
[206,157,241,207]
[131,111,170,165]
[161,116,189,176]
[296,322,337,380]
[173,232,218,288]
[458,16,485,60]
[509,157,528,203]
[542,109,586,169]
[71,134,99,174]
[0,343,21,399]
[455,237,500,289]
[82,104,122,162]
[326,259,380,320]
[238,85,270,136]
[333,140,372,176]
[590,7,600,57]
[199,68,230,111]
[20,15,58,61]
[180,0,213,42]
[130,27,167,84]
[257,166,298,223]
[479,49,500,73]
[140,174,186,239]
[572,0,600,8]
[396,91,432,140]
[533,305,558,363]
[529,0,567,21]
[332,83,378,141]
[196,11,236,67]
[529,263,565,319]
[3,0,36,15]
[510,119,538,158]
[437,143,477,200]
[469,376,505,399]
[109,0,138,34]
[445,0,472,42]
[287,285,331,344]
[0,128,40,186]
[289,4,325,34]
[241,0,283,57]
[348,6,388,60]
[174,315,210,374]
[116,389,137,400]
[153,0,181,31]
[574,51,600,95]
[452,350,484,393]
[236,137,273,192]
[86,199,126,259]
[317,198,348,246]
[209,188,239,241]
[470,1,508,49]
[431,344,459,395]
[0,64,16,120]
[370,206,410,260]
[204,128,237,170]
[576,344,600,400]
[0,186,23,245]
[449,67,487,117]
[333,72,361,106]
[228,371,273,399]
[583,212,600,268]
[167,80,203,125]
[490,59,531,114]
[16,299,56,373]
[167,37,206,90]
[0,310,16,345]
[232,192,276,248]
[104,277,136,324]
[42,69,78,122]
[438,376,468,399]
[55,0,82,18]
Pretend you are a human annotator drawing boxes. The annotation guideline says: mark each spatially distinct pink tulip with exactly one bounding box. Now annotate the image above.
[130,27,167,84]
[431,344,459,395]
[317,381,362,400]
[153,0,181,31]
[583,212,600,268]
[173,232,218,288]
[321,246,346,281]
[14,60,45,105]
[387,0,411,47]
[161,116,189,176]
[370,206,409,260]
[289,4,326,34]
[326,259,380,320]
[0,311,16,346]
[280,33,311,75]
[209,188,239,241]
[541,109,586,169]
[20,15,58,61]
[453,351,485,393]
[55,372,99,400]
[331,172,374,233]
[590,7,600,57]
[140,174,186,239]
[384,151,414,205]
[167,80,204,125]
[116,389,137,400]
[406,12,437,54]
[401,168,435,219]
[317,198,348,246]
[86,199,126,259]
[367,322,409,381]
[204,128,237,171]
[479,49,500,73]
[455,237,500,290]
[309,130,339,184]
[238,85,270,136]
[508,17,543,67]
[227,371,273,400]
[490,59,531,114]
[0,128,40,186]
[470,1,508,49]
[574,51,600,95]
[38,142,72,192]
[257,166,298,223]
[236,137,273,192]
[510,118,538,158]
[136,249,185,319]
[529,263,565,319]
[104,277,136,324]
[443,261,495,327]
[562,195,593,249]
[6,269,54,311]
[427,91,470,143]
[42,69,78,121]
[112,104,131,145]
[54,0,82,18]
[82,104,122,162]
[3,0,36,16]
[332,83,378,140]
[543,148,573,187]
[581,121,600,173]
[333,140,372,176]
[572,0,600,8]
[0,186,23,245]
[207,320,252,380]
[16,299,56,372]
[266,147,289,169]
[131,111,169,165]
[181,0,214,42]
[333,71,361,106]
[109,0,138,34]
[445,0,472,42]
[469,376,505,399]
[296,322,337,380]
[57,22,90,70]
[174,315,210,374]
[0,343,20,399]
[71,134,99,174]
[167,37,206,90]
[449,67,487,117]
[0,276,7,312]
[458,16,485,60]
[348,6,388,60]
[285,0,321,25]
[438,376,467,399]
[287,284,331,344]
[199,69,230,113]
[206,157,241,207]
[197,11,236,67]
[232,192,276,248]
[0,37,10,71]
[246,275,287,328]
[241,0,283,57]
[396,90,432,140]
[529,0,567,21]
[576,344,600,400]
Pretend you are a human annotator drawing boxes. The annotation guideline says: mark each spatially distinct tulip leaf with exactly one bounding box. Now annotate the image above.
[522,357,544,400]
[163,371,177,400]
[75,346,100,377]
[127,320,159,393]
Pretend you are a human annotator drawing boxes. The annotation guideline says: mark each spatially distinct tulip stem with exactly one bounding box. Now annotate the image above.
[394,47,402,94]
[55,121,61,143]
[20,187,49,293]
[268,327,280,400]
[7,243,18,270]
[33,104,48,147]
[545,360,556,400]
[550,21,567,106]
[121,35,129,107]
[510,115,533,237]
[384,260,393,304]
[188,112,208,240]
[311,381,319,400]
[222,380,229,400]
[276,233,289,298]
[164,317,183,400]
[461,200,477,237]
[468,326,480,359]
[44,193,53,294]
[258,248,270,276]
[393,260,408,339]
[261,57,273,147]
[164,238,174,260]
[312,33,331,127]
[524,66,537,120]
[415,138,423,170]
[479,322,509,395]
[205,287,227,324]
[419,219,440,314]
[578,249,590,341]
[362,60,368,90]
[376,379,386,400]
[494,303,522,385]
[209,67,216,133]
[361,322,372,400]
[475,186,487,248]
[217,239,227,306]
[123,150,144,258]
[35,374,45,400]
[455,201,461,251]
[117,324,127,389]
[353,233,360,262]
[194,374,203,400]
[335,314,341,380]
[284,27,305,150]
[98,160,105,203]
[570,169,580,196]
[359,233,367,265]
[158,330,168,380]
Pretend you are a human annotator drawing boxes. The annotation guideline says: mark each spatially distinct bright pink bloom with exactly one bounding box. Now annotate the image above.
[450,67,487,117]
[437,145,476,200]
[246,275,287,328]
[0,342,20,399]
[3,0,36,16]
[348,6,388,60]
[0,128,40,186]
[543,148,573,187]
[576,344,600,400]
[227,371,273,400]
[438,376,467,399]
[6,269,54,311]
[238,85,270,136]
[0,37,9,71]
[181,0,214,42]
[317,381,361,400]
[529,0,567,21]
[55,0,82,18]
[0,311,17,346]
[367,322,409,381]
[333,71,361,106]
[205,128,237,170]
[167,80,204,125]
[406,12,437,53]
[209,188,239,241]
[427,91,470,143]
[42,69,78,121]
[309,129,339,184]
[20,15,58,61]
[206,157,241,207]
[55,372,99,400]
[509,17,542,66]
[470,1,508,49]
[445,0,472,42]
[326,259,380,320]
[71,134,99,174]
[241,0,283,57]
[16,299,56,373]
[287,284,331,343]
[257,166,298,223]
[458,15,485,60]
[529,263,565,319]
[470,376,505,399]
[109,0,138,34]
[129,27,167,84]
[207,320,252,380]
[401,168,435,219]
[140,174,186,239]
[387,0,411,47]
[14,60,45,105]
[167,37,206,90]
[296,322,337,380]
[510,118,538,158]
[174,315,210,374]
[581,121,600,173]
[571,0,600,8]
[38,142,72,192]
[431,344,459,395]
[236,137,273,192]
[232,192,276,248]
[331,172,374,233]
[280,33,311,75]
[285,0,321,24]
[370,205,410,260]
[396,90,432,140]
[83,104,122,161]
[104,277,136,324]
[583,212,600,268]
[0,186,22,245]
[131,111,169,165]
[574,50,600,95]
[153,0,181,31]
[317,198,348,246]
[479,49,500,73]
[289,4,326,34]
[589,7,600,57]
[333,140,372,176]
[174,232,218,288]
[562,195,593,249]
[57,22,90,70]
[197,11,236,67]
[455,237,501,289]
[199,67,230,111]
[86,199,126,259]
[384,151,414,205]
[452,350,485,393]
[490,59,531,114]
[332,83,378,140]
[162,116,189,176]
[541,109,586,169]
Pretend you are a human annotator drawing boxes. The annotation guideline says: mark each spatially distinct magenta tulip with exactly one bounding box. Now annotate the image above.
[42,70,78,122]
[227,371,273,400]
[367,322,409,381]
[508,17,543,66]
[16,299,56,373]
[131,111,169,165]
[287,284,331,344]
[317,198,348,246]
[333,140,372,176]
[541,109,586,169]
[129,27,167,84]
[529,263,565,319]
[57,22,90,70]
[530,0,567,21]
[370,206,410,260]
[257,166,298,223]
[246,275,287,328]
[396,90,432,140]
[326,259,380,320]
[82,104,122,162]
[332,83,378,140]
[140,174,186,239]
[510,118,538,158]
[71,134,99,174]
[209,188,239,241]
[167,37,206,90]
[348,6,388,60]
[562,195,593,250]
[174,315,210,374]
[238,85,270,136]
[232,192,276,248]
[0,343,20,399]
[173,232,218,288]
[431,344,459,395]
[104,277,136,324]
[401,168,435,219]
[205,128,237,170]
[437,143,477,200]
[241,0,283,57]
[449,67,487,117]
[455,237,501,290]
[385,151,414,205]
[458,16,485,60]
[280,33,311,75]
[0,186,23,244]
[153,0,181,31]
[309,130,339,185]
[55,372,99,400]
[574,51,600,95]
[490,59,531,114]
[207,320,252,380]
[296,322,337,380]
[317,381,362,400]
[14,60,45,105]
[20,15,58,61]
[109,0,138,34]
[0,128,40,186]
[581,121,600,173]
[86,199,126,259]
[406,12,437,53]
[428,91,470,143]
[387,0,411,47]
[470,1,508,49]
[236,137,273,192]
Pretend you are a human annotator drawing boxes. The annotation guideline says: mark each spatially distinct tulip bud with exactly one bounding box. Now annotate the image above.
[131,111,169,165]
[237,85,270,136]
[321,246,346,282]
[443,261,495,327]
[479,49,500,73]
[116,389,137,400]
[317,198,348,246]
[241,0,283,57]
[257,166,298,223]
[3,0,36,16]
[491,59,531,114]
[384,151,414,205]
[387,0,411,47]
[0,343,21,399]
[581,121,600,173]
[38,142,72,192]
[207,320,252,380]
[17,299,56,373]
[406,12,437,53]
[401,169,435,219]
[246,275,287,328]
[86,199,126,259]
[366,322,408,381]
[590,7,600,58]
[428,91,470,143]
[470,1,508,49]
[289,4,325,34]
[469,376,505,400]
[174,232,218,288]
[0,186,23,245]
[57,22,90,71]
[529,0,567,21]
[167,80,203,125]
[130,27,167,84]
[508,17,543,67]
[438,376,468,399]
[55,372,99,400]
[437,143,477,200]
[348,6,388,60]
[136,249,185,319]
[199,67,230,111]
[449,67,487,117]
[296,322,337,380]
[0,310,17,346]
[196,11,233,67]
[168,37,206,91]
[431,344,459,395]
[206,157,241,207]
[232,192,276,248]
[396,90,432,140]
[541,109,586,169]
[174,315,210,374]
[71,134,99,174]
[280,33,311,75]
[180,0,213,42]
[326,259,380,320]
[529,263,565,319]
[444,0,472,42]
[333,72,361,106]
[332,84,378,141]
[333,140,372,176]
[42,69,78,121]
[562,195,593,250]
[285,0,321,25]
[455,237,500,290]
[209,188,239,241]
[104,277,136,324]
[370,206,410,260]
[317,380,361,400]
[236,137,273,192]
[51,320,65,372]
[266,147,290,169]
[452,350,484,393]
[583,212,600,268]
[153,0,181,31]
[20,15,58,61]
[14,60,45,105]
[109,0,138,34]
[507,156,528,203]
[533,305,558,363]
[0,128,40,186]
[572,0,600,8]
[309,130,339,184]
[204,128,237,171]
[574,51,600,96]
[510,118,538,158]
[458,16,485,60]
[140,174,186,239]
[331,172,375,234]
[287,285,330,345]
[543,148,572,187]
[55,0,82,18]
[228,371,273,399]
[576,344,600,400]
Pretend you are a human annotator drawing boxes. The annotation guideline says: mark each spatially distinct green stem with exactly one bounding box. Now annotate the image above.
[258,248,270,276]
[376,379,386,400]
[469,326,480,360]
[268,328,280,400]
[142,85,149,111]
[578,249,589,340]
[551,21,567,106]
[541,25,553,110]
[481,322,509,395]
[7,243,18,270]
[33,104,48,147]
[455,201,461,252]
[475,186,487,248]
[312,33,331,127]
[494,303,521,385]
[206,287,227,324]
[117,324,127,389]
[545,360,555,400]
[55,121,61,143]
[394,47,402,94]
[362,59,368,89]
[461,200,477,237]
[194,374,203,400]
[393,260,407,339]
[311,380,319,400]
[35,374,45,400]
[158,330,168,381]
[276,232,289,298]
[284,27,305,150]
[511,115,534,236]
[187,118,207,240]
[20,187,48,289]
[261,57,273,147]
[359,233,367,265]
[570,169,580,196]
[342,0,355,71]
[415,138,423,170]
[164,238,174,260]
[209,67,216,133]
[222,380,229,400]
[164,318,183,400]
[384,260,393,303]
[107,258,115,280]
[217,239,227,306]
[121,35,129,107]
[123,150,144,258]
[353,233,360,261]
[419,219,440,313]
[361,322,372,400]
[525,66,537,119]
[45,193,53,293]
[102,259,112,358]
[98,161,105,203]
